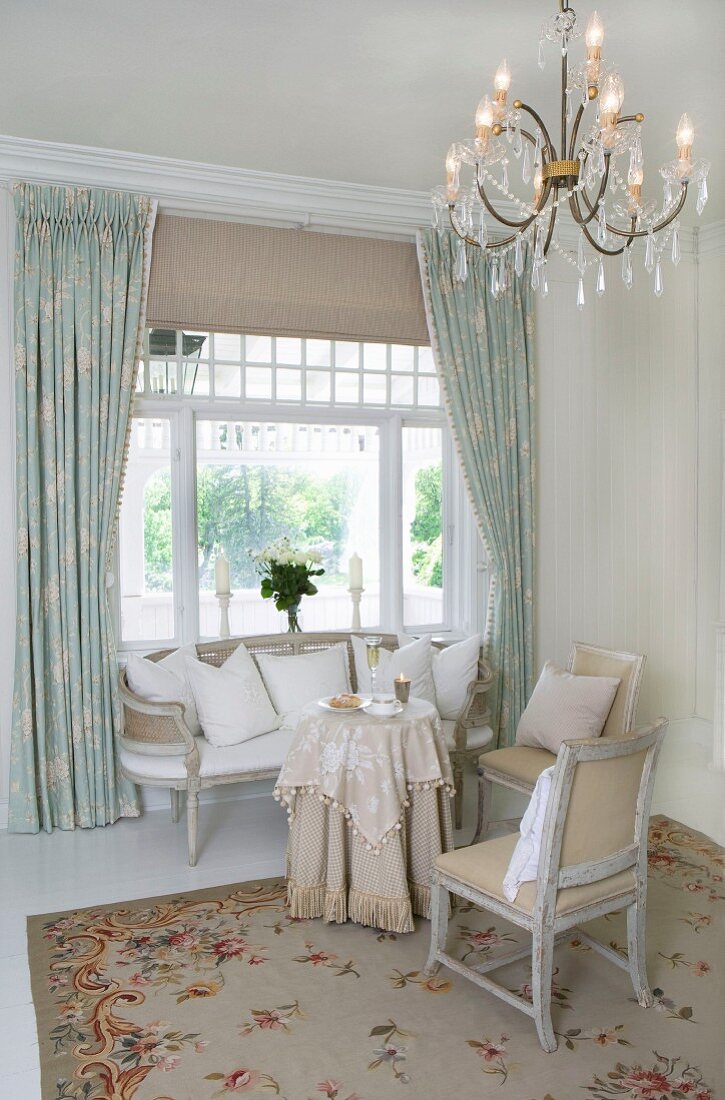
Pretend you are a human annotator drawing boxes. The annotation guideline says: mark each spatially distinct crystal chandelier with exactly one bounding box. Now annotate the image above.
[431,0,710,306]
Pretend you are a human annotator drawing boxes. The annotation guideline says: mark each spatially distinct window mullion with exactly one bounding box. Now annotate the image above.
[173,406,199,645]
[380,414,403,633]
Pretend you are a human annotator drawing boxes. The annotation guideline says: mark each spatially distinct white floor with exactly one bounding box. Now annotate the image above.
[0,772,506,1099]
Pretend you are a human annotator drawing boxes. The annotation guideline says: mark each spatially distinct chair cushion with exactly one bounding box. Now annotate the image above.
[125,644,202,736]
[119,730,296,782]
[435,834,635,916]
[442,720,494,752]
[479,745,556,788]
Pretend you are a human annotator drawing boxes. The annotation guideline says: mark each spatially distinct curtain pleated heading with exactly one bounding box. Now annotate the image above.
[146,214,429,345]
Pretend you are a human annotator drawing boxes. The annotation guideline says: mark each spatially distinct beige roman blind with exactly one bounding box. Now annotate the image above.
[146,214,429,345]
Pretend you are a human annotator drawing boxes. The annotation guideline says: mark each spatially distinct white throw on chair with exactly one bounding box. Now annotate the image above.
[425,718,668,1052]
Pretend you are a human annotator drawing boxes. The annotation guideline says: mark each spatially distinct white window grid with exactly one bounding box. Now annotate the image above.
[137,330,441,411]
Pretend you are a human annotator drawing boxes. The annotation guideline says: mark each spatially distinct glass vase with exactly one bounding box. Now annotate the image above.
[286,602,302,633]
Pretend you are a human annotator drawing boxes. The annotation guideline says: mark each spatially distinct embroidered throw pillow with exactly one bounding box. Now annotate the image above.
[185,644,280,747]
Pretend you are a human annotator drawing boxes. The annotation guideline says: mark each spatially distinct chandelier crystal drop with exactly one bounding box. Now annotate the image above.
[431,1,710,307]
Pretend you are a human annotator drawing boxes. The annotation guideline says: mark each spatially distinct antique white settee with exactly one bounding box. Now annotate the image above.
[118,632,493,864]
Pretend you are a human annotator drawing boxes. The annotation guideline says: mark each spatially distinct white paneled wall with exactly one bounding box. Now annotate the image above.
[536,252,698,724]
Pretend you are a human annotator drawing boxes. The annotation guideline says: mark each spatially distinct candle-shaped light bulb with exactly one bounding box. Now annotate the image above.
[475,95,495,142]
[445,144,460,200]
[585,11,604,53]
[494,58,511,101]
[585,11,604,87]
[676,113,694,160]
[627,164,643,211]
[599,71,624,117]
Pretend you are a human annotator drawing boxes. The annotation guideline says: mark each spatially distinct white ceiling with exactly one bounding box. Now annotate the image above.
[2,0,723,223]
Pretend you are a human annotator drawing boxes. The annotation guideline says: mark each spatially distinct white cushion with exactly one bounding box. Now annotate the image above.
[503,765,555,902]
[432,634,482,719]
[515,660,620,753]
[256,644,351,729]
[119,729,296,781]
[125,644,202,736]
[351,634,437,706]
[185,644,280,747]
[441,720,493,752]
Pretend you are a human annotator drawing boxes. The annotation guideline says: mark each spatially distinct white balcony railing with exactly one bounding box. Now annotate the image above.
[121,585,444,646]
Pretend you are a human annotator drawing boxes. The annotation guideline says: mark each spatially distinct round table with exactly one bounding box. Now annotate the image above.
[274,697,455,933]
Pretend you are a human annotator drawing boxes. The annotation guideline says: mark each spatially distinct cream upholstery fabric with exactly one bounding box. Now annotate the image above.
[479,745,556,786]
[435,834,636,916]
[515,661,620,752]
[560,747,648,867]
[570,648,640,738]
[119,730,296,781]
[441,720,493,751]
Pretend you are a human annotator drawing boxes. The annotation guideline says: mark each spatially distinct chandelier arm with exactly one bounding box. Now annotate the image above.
[447,204,518,249]
[577,218,629,257]
[577,171,687,239]
[602,184,688,239]
[568,103,586,163]
[570,153,612,225]
[477,173,551,230]
[514,101,557,161]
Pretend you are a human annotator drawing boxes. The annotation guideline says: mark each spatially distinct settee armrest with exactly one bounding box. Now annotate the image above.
[450,659,494,753]
[117,672,197,759]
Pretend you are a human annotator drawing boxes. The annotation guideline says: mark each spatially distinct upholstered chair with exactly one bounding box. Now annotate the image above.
[471,643,645,843]
[425,718,667,1052]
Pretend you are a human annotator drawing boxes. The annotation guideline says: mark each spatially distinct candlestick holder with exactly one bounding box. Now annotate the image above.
[349,586,364,631]
[215,591,233,639]
[394,677,411,704]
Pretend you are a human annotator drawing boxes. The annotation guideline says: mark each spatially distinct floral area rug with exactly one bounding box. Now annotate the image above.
[28,816,723,1100]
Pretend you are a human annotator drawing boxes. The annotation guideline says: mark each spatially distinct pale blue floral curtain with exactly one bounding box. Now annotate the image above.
[417,230,535,748]
[9,183,156,832]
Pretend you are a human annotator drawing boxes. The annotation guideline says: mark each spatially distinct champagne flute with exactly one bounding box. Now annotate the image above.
[364,635,382,701]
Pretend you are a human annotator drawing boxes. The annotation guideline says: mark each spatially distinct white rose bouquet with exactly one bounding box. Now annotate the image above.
[253,538,325,632]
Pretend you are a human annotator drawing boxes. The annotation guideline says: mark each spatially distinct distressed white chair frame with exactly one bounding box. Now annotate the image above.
[472,642,645,844]
[118,631,493,864]
[425,719,667,1052]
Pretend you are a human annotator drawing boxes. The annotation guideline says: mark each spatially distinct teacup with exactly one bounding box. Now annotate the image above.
[368,696,403,717]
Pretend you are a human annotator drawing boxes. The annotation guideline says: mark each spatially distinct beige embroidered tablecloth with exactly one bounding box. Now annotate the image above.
[274,698,455,933]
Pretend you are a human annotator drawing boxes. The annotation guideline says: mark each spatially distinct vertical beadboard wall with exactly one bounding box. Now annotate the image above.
[535,251,698,724]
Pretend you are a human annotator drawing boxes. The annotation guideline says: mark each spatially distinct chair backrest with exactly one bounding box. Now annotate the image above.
[567,642,645,737]
[534,719,667,911]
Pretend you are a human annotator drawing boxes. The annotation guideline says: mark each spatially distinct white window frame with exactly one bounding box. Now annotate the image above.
[117,357,487,651]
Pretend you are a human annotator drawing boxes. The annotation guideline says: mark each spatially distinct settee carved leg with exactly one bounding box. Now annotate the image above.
[187,784,200,866]
[170,788,181,824]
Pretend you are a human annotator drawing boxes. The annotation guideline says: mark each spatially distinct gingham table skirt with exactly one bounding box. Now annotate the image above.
[284,785,454,934]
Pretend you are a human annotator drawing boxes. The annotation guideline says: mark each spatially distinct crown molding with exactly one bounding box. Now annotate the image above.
[0,134,434,239]
[0,133,702,256]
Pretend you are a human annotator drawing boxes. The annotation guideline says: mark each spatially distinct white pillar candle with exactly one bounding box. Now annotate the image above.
[215,549,231,595]
[349,552,363,590]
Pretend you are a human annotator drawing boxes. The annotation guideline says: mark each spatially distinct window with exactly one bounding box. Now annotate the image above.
[118,329,484,648]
